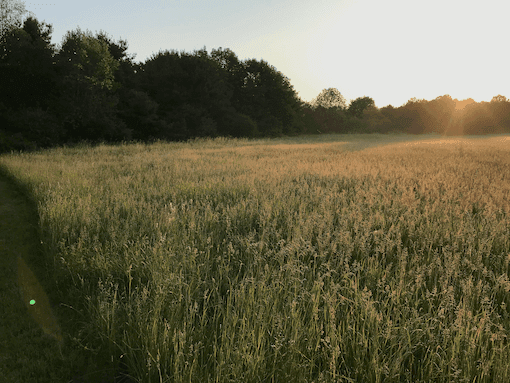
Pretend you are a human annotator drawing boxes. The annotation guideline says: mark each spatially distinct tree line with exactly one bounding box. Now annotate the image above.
[307,90,510,136]
[1,5,509,152]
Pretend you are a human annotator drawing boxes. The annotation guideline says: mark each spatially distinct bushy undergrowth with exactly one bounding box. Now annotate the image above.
[2,134,510,382]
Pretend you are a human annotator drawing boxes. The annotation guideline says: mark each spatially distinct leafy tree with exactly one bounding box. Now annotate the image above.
[210,47,244,82]
[300,103,322,134]
[238,58,302,135]
[54,28,129,141]
[0,16,58,110]
[221,110,258,137]
[0,15,62,150]
[95,31,162,139]
[136,47,303,139]
[96,30,138,90]
[491,95,508,103]
[462,102,499,135]
[362,105,394,133]
[311,88,347,110]
[348,96,375,118]
[489,95,510,132]
[117,89,165,140]
[393,98,432,134]
[57,28,119,91]
[426,95,455,134]
[210,48,278,137]
[1,105,60,149]
[136,48,271,139]
[136,49,234,139]
[308,105,348,134]
[0,0,30,38]
[210,47,245,110]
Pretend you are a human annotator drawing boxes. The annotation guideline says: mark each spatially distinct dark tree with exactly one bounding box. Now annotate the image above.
[308,105,349,134]
[425,95,456,134]
[0,16,62,149]
[53,28,129,142]
[462,102,499,135]
[237,58,303,136]
[0,16,58,110]
[393,98,432,134]
[348,96,375,118]
[136,49,235,139]
[210,47,246,111]
[213,50,299,135]
[489,95,510,132]
[116,89,167,140]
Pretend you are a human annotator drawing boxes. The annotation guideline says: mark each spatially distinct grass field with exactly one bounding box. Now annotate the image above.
[1,133,510,382]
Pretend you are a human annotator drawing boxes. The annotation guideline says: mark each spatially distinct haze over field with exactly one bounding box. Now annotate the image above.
[24,0,509,107]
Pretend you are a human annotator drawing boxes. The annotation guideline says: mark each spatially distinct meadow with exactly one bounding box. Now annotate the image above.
[1,133,510,382]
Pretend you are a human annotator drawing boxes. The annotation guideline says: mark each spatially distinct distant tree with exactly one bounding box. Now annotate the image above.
[393,98,433,134]
[362,105,394,133]
[95,30,138,89]
[210,47,244,88]
[0,0,30,38]
[221,110,259,137]
[348,96,375,118]
[54,28,129,141]
[453,98,476,111]
[491,95,508,103]
[462,102,499,135]
[128,46,304,140]
[116,88,164,140]
[489,95,510,131]
[307,104,348,134]
[238,58,302,135]
[426,95,455,134]
[57,28,119,91]
[380,104,395,117]
[136,49,235,139]
[300,103,322,134]
[0,16,58,110]
[0,16,62,149]
[311,88,347,110]
[210,47,247,113]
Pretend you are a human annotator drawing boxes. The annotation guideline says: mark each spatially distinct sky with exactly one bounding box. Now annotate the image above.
[21,0,510,108]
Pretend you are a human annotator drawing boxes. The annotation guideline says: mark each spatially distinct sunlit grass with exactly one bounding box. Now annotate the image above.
[1,133,510,382]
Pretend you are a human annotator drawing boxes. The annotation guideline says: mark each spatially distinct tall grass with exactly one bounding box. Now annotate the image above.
[2,134,510,382]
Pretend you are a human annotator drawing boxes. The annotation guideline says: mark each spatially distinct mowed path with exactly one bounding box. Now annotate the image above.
[0,174,71,382]
[0,173,135,383]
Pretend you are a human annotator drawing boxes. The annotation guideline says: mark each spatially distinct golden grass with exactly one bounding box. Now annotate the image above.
[1,133,509,382]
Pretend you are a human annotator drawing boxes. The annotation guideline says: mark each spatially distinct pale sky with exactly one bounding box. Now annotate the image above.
[23,0,509,108]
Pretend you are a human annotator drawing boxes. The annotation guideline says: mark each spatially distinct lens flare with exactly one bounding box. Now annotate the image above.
[17,256,63,344]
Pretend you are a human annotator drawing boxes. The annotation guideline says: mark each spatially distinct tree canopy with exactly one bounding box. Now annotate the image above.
[1,11,509,153]
[0,0,29,37]
[348,96,375,118]
[311,88,347,110]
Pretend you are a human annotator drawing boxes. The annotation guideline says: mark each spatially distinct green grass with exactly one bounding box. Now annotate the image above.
[0,174,67,382]
[1,133,510,382]
[0,169,136,382]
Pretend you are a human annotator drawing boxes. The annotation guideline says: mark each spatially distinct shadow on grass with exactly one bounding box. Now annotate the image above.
[0,164,135,383]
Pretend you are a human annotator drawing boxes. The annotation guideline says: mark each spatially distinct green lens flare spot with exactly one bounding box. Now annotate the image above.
[29,299,36,305]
